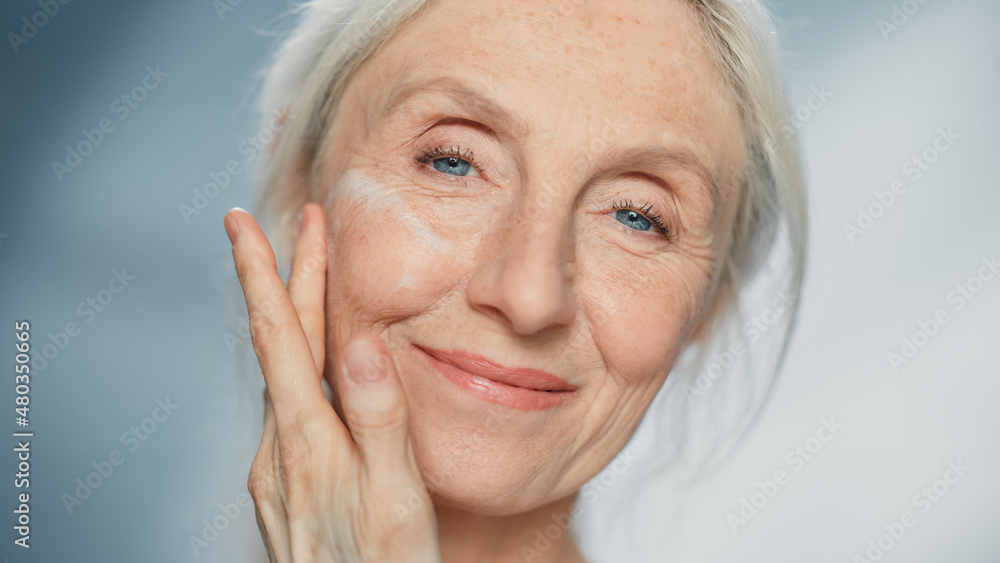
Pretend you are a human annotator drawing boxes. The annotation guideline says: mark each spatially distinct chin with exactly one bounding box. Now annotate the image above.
[408,422,565,515]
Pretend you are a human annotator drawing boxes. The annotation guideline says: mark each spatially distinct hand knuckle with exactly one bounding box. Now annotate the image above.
[353,404,408,434]
[248,309,274,341]
[248,312,297,354]
[247,465,275,502]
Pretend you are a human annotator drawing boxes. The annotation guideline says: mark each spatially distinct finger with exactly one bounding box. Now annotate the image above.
[249,393,291,563]
[337,335,416,480]
[287,203,328,374]
[254,506,278,563]
[224,207,330,429]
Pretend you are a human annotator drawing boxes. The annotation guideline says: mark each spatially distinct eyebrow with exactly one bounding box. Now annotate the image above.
[378,76,721,213]
[377,76,530,139]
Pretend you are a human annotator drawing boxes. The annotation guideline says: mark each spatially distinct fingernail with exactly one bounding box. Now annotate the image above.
[224,212,240,244]
[342,339,388,384]
[297,209,307,236]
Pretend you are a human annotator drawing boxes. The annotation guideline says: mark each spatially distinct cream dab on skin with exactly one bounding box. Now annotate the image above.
[326,168,453,255]
[326,168,453,291]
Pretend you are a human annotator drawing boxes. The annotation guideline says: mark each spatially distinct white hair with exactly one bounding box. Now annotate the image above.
[251,0,807,550]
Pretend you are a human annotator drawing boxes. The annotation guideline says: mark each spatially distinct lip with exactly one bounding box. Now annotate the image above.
[413,343,577,411]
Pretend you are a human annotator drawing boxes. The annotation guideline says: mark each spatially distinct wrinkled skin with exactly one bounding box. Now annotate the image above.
[230,0,746,560]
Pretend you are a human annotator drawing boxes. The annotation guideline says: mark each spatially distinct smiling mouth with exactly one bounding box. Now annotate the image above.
[412,343,577,411]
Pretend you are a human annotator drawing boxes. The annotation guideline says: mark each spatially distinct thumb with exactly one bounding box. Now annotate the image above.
[338,335,415,478]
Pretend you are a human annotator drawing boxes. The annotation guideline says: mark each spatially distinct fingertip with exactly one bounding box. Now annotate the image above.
[337,335,412,471]
[224,211,240,244]
[299,203,318,233]
[310,202,329,223]
[297,209,307,237]
[341,336,390,385]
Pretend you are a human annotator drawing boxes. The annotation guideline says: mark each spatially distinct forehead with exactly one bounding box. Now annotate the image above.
[347,0,744,191]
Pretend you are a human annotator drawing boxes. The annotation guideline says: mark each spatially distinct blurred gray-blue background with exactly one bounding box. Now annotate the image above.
[1,1,998,561]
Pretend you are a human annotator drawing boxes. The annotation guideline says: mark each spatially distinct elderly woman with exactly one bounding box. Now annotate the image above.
[223,0,806,560]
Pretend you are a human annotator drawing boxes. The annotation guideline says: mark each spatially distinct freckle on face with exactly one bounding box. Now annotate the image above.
[313,0,744,515]
[323,168,458,317]
[327,169,454,255]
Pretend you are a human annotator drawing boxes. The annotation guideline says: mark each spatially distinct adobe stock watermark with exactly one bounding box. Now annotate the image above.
[61,397,179,514]
[222,317,252,354]
[31,268,136,373]
[843,127,958,244]
[778,85,834,140]
[878,0,931,41]
[51,65,169,183]
[212,0,245,22]
[520,449,638,561]
[178,108,285,224]
[727,417,843,534]
[7,0,72,54]
[331,1,419,58]
[222,243,323,353]
[886,254,998,372]
[850,459,970,562]
[683,288,796,403]
[188,491,254,557]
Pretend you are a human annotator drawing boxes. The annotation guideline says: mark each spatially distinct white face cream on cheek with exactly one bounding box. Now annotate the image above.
[325,168,453,255]
[325,168,454,293]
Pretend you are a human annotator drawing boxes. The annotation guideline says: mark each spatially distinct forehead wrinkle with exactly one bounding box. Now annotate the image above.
[377,75,531,140]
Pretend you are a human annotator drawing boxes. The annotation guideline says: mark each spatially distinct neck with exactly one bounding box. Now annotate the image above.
[434,493,585,563]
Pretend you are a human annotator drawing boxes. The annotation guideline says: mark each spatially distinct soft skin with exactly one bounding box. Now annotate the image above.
[246,0,747,560]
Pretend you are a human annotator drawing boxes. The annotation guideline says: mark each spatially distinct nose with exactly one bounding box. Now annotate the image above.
[466,192,577,335]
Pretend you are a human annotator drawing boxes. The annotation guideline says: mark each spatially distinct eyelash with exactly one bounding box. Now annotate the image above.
[416,144,673,239]
[611,199,673,237]
[416,145,487,177]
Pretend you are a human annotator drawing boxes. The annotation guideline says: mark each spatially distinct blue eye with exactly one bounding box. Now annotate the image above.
[432,156,473,176]
[614,208,653,231]
[610,200,671,237]
[419,146,483,178]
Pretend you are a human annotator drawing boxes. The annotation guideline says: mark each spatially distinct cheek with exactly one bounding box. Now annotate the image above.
[583,251,712,388]
[559,254,711,476]
[322,169,462,329]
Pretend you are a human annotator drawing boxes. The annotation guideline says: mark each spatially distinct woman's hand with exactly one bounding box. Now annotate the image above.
[224,204,441,562]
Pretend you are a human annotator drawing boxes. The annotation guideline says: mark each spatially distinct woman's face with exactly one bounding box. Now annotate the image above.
[318,0,744,513]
